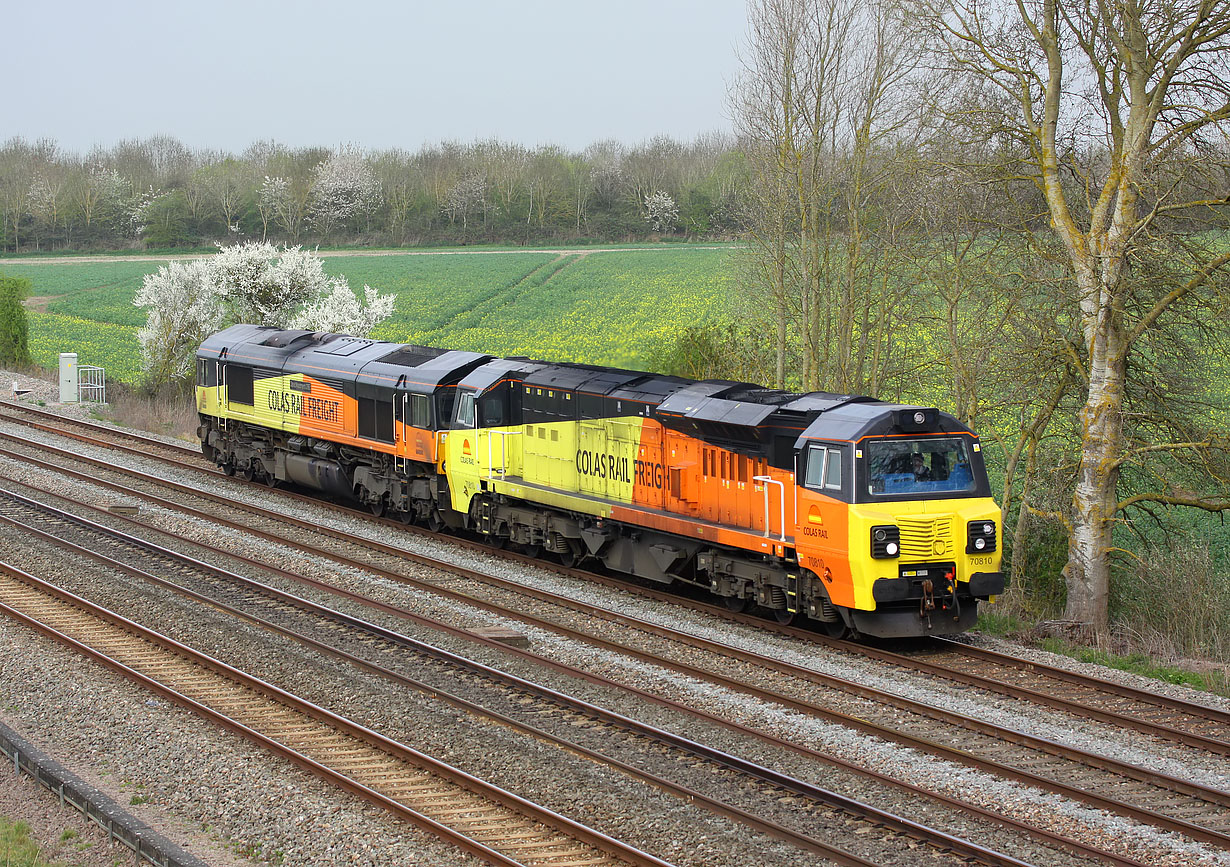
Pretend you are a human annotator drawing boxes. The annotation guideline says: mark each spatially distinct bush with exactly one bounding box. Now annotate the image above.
[0,274,32,365]
[1112,541,1230,661]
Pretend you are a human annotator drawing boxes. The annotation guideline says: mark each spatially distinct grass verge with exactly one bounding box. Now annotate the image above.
[975,611,1230,697]
[0,818,62,867]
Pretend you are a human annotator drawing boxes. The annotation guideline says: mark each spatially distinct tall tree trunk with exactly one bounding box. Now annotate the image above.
[1063,310,1125,633]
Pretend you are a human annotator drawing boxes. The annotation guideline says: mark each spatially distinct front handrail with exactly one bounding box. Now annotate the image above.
[753,475,787,541]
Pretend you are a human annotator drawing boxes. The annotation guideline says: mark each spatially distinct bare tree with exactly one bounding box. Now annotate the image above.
[916,0,1230,632]
[733,0,927,393]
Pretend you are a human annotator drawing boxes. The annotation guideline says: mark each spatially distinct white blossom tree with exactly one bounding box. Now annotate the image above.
[135,241,396,388]
[72,162,129,231]
[291,282,396,337]
[442,173,491,233]
[208,241,329,325]
[643,190,679,233]
[260,175,310,241]
[308,146,382,238]
[134,259,225,386]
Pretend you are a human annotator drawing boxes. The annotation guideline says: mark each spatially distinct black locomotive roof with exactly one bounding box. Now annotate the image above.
[522,363,671,399]
[459,358,547,392]
[198,324,282,360]
[606,373,693,406]
[799,401,973,444]
[199,326,976,447]
[356,348,492,391]
[657,381,782,429]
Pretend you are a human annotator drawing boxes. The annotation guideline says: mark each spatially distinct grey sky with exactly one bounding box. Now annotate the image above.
[12,0,750,156]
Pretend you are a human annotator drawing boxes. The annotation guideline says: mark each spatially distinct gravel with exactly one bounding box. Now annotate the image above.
[0,384,1228,866]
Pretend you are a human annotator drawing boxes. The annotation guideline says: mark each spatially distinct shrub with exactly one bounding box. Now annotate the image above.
[0,274,32,365]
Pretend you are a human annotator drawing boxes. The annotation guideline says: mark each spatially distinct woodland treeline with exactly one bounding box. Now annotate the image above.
[0,135,745,250]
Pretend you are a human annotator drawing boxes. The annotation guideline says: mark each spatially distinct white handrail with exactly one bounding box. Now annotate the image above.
[753,475,787,541]
[486,429,522,480]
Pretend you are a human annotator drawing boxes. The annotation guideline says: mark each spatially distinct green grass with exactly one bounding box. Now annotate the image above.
[27,312,142,382]
[975,613,1230,697]
[9,245,735,383]
[0,817,63,867]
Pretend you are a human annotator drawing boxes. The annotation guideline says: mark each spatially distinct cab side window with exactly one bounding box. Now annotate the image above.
[410,393,430,428]
[456,392,475,428]
[804,444,844,493]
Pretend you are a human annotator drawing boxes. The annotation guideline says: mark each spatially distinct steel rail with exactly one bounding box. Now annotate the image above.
[0,562,673,867]
[0,490,1040,867]
[0,440,1226,852]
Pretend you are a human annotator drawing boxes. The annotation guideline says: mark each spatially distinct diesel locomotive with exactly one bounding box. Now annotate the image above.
[196,324,1005,638]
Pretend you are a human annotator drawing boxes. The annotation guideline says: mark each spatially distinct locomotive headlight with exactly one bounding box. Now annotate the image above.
[913,411,926,425]
[967,520,997,554]
[871,525,900,559]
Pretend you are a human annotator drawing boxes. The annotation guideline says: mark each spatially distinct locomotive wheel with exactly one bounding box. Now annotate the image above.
[773,607,800,625]
[484,534,506,549]
[521,544,542,559]
[221,460,235,476]
[814,619,849,638]
[398,508,414,525]
[427,510,445,533]
[370,498,386,518]
[557,549,577,568]
[242,464,257,482]
[724,595,751,613]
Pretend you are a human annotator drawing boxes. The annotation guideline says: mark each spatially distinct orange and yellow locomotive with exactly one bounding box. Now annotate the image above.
[197,324,1004,638]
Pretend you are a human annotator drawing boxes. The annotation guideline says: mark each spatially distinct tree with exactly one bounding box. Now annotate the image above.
[0,275,31,365]
[733,0,926,393]
[917,0,1230,632]
[643,191,679,233]
[134,242,395,389]
[134,259,224,387]
[308,146,382,239]
[443,173,491,234]
[259,176,302,241]
[71,160,129,236]
[291,282,396,337]
[208,242,328,325]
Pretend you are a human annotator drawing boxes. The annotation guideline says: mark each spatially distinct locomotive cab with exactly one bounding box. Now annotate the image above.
[793,405,1005,637]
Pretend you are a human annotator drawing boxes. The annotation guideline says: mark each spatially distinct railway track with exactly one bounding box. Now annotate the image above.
[0,403,1225,860]
[826,636,1230,753]
[0,466,1214,863]
[0,483,1055,867]
[4,401,1227,749]
[0,561,667,867]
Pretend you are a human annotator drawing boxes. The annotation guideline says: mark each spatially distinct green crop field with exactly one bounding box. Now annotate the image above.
[0,246,737,382]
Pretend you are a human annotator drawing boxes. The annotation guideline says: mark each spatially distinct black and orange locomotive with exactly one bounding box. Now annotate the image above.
[197,324,1005,638]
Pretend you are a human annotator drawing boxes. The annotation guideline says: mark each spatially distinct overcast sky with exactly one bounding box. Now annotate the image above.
[12,0,750,156]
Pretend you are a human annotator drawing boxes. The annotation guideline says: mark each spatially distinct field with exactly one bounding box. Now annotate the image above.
[0,246,736,382]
